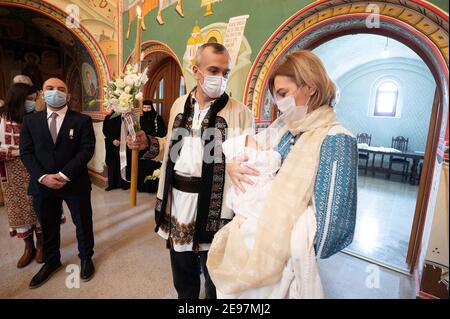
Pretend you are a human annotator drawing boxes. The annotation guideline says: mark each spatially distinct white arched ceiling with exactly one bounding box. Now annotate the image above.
[312,34,424,81]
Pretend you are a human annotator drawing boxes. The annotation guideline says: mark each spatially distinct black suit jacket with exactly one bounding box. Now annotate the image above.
[20,108,96,196]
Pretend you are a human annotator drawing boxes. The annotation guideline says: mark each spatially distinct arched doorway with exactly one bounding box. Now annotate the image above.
[0,0,111,119]
[245,0,448,274]
[124,41,185,127]
[144,56,185,126]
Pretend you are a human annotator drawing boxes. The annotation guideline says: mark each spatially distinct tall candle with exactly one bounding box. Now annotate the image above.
[130,5,142,208]
[135,5,142,66]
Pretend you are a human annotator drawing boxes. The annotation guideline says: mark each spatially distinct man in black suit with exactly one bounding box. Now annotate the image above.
[20,77,96,289]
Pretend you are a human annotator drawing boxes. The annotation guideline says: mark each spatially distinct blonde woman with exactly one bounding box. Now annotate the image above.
[207,50,358,298]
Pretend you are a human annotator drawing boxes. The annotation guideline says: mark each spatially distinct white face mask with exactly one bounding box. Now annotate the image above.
[198,69,228,99]
[276,94,310,120]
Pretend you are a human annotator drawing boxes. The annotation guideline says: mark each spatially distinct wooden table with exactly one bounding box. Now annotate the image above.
[358,146,425,185]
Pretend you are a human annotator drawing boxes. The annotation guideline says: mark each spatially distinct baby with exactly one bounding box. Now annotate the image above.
[222,134,282,249]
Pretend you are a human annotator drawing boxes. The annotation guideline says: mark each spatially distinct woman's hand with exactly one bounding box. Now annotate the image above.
[226,154,260,193]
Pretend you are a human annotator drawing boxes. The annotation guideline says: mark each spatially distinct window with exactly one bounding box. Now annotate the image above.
[180,76,186,96]
[374,81,398,117]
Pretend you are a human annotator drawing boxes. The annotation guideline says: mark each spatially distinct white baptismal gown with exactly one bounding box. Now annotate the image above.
[217,134,324,299]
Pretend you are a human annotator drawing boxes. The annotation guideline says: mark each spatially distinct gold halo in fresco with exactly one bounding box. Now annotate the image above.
[32,18,75,46]
[205,30,223,44]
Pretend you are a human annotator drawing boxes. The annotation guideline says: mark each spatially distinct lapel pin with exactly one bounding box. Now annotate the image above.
[69,129,74,139]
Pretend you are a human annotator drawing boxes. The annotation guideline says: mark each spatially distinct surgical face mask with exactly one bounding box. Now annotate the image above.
[276,94,310,120]
[44,90,67,108]
[198,69,228,99]
[25,100,36,113]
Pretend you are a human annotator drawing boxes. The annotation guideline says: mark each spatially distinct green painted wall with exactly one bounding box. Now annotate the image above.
[430,0,449,13]
[123,0,449,66]
[122,0,311,64]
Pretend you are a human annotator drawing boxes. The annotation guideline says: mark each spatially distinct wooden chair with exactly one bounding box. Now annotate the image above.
[415,160,423,185]
[387,136,410,182]
[357,133,372,175]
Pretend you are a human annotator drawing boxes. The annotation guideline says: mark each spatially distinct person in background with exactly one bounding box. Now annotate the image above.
[102,112,130,191]
[137,100,166,193]
[13,74,33,87]
[12,75,46,113]
[0,82,44,268]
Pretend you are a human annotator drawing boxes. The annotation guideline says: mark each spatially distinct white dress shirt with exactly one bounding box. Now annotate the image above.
[38,106,71,183]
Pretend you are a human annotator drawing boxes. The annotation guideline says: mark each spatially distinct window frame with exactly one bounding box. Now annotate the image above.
[373,81,399,117]
[368,76,403,119]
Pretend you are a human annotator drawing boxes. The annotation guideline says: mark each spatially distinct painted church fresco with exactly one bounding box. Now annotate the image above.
[0,0,117,115]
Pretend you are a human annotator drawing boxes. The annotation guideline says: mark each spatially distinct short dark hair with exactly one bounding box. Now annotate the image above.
[195,43,229,66]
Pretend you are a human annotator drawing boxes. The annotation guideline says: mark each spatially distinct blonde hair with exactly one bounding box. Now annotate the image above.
[268,50,336,111]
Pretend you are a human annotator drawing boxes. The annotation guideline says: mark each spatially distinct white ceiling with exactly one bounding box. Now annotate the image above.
[312,34,425,81]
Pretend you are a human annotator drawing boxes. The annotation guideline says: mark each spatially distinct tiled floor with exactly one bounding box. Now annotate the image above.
[345,174,418,271]
[0,184,415,299]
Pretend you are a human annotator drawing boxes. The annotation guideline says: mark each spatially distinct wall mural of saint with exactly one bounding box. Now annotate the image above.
[156,0,184,25]
[21,52,43,89]
[82,62,100,111]
[125,0,225,37]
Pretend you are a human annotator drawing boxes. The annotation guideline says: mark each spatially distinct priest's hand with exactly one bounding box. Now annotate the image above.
[127,130,149,151]
[226,154,260,193]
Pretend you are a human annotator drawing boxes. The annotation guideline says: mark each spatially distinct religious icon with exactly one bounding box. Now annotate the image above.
[126,0,154,39]
[82,64,98,97]
[22,52,43,89]
[81,62,99,111]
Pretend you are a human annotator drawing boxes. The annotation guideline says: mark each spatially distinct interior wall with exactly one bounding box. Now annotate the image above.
[336,57,435,152]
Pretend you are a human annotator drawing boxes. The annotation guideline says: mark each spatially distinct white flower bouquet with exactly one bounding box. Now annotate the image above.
[103,63,149,139]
